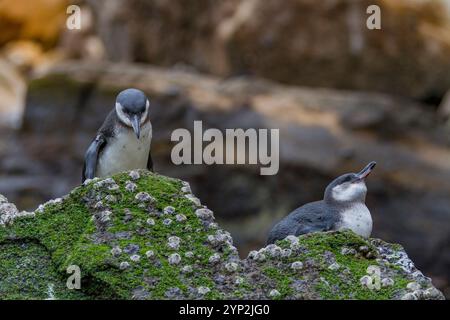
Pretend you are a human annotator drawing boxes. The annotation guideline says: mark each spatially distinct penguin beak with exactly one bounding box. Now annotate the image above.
[356,161,376,180]
[131,114,141,139]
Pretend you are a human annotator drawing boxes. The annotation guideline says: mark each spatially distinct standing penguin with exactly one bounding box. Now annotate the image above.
[267,161,376,244]
[82,88,153,182]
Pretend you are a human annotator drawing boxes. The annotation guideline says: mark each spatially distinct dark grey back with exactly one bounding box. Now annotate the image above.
[116,88,148,114]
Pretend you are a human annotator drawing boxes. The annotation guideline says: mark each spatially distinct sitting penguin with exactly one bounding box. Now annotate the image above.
[267,161,376,244]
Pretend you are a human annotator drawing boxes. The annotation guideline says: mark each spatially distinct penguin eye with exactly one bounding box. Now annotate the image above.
[342,176,352,183]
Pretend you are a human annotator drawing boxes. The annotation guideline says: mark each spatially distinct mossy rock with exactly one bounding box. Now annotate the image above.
[0,171,444,300]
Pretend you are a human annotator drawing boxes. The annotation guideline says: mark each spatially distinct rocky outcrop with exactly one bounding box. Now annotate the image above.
[82,0,450,99]
[0,171,444,299]
[1,61,449,297]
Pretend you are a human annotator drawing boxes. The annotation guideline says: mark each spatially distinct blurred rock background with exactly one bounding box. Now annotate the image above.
[0,0,449,297]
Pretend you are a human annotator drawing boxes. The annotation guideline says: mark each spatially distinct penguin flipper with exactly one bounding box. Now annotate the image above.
[147,152,154,172]
[82,134,106,182]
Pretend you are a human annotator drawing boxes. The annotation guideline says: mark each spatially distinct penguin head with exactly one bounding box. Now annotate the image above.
[324,161,376,204]
[115,88,150,138]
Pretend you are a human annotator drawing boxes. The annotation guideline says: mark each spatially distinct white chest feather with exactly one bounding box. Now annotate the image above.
[97,123,152,178]
[335,203,372,238]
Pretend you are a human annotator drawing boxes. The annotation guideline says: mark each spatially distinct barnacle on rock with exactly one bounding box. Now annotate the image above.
[125,181,137,192]
[0,171,444,300]
[291,261,304,270]
[208,253,221,264]
[135,192,153,202]
[163,206,175,215]
[168,253,181,265]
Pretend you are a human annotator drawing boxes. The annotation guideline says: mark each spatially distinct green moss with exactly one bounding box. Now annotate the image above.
[0,171,415,300]
[262,266,294,299]
[0,242,88,300]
